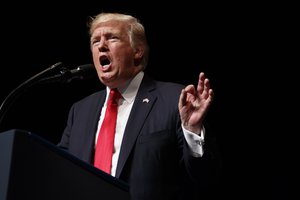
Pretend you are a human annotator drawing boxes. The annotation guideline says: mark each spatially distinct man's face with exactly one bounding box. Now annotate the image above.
[90,20,141,88]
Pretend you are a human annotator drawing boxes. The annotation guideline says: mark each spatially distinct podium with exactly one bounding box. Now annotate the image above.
[0,129,130,200]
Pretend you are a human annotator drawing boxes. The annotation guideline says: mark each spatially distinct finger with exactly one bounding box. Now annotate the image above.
[203,78,211,99]
[197,72,205,94]
[178,89,187,109]
[208,89,214,102]
[179,84,195,109]
[184,84,195,94]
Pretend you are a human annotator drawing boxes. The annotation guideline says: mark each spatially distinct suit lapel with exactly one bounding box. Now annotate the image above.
[115,76,157,178]
[84,91,107,163]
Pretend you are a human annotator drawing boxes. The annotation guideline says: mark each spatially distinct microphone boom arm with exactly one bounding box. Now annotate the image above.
[0,62,63,127]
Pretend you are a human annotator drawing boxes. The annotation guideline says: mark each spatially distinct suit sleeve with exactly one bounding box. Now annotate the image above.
[177,107,222,188]
[57,103,75,150]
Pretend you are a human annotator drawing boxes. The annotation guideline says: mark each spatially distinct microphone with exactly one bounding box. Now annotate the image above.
[38,64,96,84]
[0,63,97,128]
[0,62,64,127]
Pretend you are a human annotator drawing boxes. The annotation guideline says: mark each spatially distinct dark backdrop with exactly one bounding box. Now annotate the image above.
[0,1,293,199]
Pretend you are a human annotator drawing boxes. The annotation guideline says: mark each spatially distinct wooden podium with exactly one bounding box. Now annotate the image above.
[0,129,130,200]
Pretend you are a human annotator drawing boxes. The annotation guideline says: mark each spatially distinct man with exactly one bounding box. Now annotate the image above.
[58,12,219,199]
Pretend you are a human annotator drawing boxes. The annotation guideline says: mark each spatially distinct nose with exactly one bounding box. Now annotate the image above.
[98,39,108,52]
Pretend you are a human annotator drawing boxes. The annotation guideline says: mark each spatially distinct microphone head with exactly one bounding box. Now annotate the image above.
[70,64,97,81]
[37,63,97,84]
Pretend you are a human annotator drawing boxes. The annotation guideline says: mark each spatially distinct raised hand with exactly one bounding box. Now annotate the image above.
[178,72,214,134]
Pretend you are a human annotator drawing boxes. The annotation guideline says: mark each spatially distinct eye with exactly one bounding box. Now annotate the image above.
[108,34,119,41]
[91,39,100,46]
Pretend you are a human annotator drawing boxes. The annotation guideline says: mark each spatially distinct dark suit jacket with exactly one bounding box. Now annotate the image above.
[58,75,219,200]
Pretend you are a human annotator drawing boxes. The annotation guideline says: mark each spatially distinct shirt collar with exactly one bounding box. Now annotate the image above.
[106,71,144,103]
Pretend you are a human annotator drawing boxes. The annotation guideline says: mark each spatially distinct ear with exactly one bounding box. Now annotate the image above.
[134,47,144,60]
[134,47,144,66]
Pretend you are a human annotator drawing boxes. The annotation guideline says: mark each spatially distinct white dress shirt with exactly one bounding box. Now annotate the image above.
[95,71,205,176]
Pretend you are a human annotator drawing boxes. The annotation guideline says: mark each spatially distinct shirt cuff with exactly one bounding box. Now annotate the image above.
[182,125,205,157]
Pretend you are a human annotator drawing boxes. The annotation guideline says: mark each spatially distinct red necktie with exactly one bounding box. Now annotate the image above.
[94,88,121,174]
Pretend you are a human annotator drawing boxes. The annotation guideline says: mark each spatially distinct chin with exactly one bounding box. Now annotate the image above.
[100,77,116,87]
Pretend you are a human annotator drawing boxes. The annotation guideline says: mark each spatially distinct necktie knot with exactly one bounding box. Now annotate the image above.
[109,89,122,105]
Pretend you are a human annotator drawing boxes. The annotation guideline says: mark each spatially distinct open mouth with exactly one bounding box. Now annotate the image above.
[100,55,111,67]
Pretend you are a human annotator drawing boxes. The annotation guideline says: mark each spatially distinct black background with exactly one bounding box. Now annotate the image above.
[0,1,294,199]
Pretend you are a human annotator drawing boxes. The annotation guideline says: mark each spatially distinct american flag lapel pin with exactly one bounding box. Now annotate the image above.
[142,98,150,103]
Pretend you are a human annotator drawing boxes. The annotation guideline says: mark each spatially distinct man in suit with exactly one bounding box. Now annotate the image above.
[58,12,219,200]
